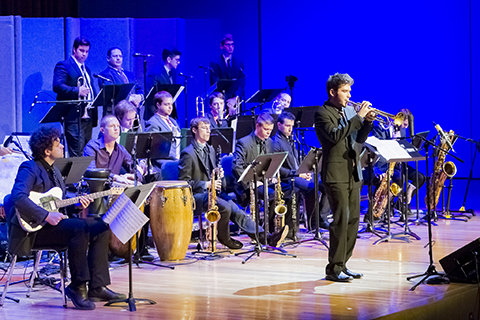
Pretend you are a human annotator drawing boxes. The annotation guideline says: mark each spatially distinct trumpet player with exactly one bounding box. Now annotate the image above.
[266,92,292,115]
[315,73,375,282]
[272,112,331,238]
[206,92,237,128]
[53,36,97,157]
[367,108,426,216]
[179,117,286,249]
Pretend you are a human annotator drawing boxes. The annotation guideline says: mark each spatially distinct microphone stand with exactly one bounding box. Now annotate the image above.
[179,73,189,128]
[406,135,451,291]
[133,54,149,124]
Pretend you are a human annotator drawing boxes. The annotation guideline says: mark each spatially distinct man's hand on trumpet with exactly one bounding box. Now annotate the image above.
[357,101,376,122]
[79,84,90,98]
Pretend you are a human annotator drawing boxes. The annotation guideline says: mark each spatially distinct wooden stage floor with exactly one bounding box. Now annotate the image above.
[1,212,479,320]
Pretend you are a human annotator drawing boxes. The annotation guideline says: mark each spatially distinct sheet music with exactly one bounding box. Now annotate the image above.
[366,136,411,161]
[238,163,253,183]
[102,193,149,244]
[172,86,185,103]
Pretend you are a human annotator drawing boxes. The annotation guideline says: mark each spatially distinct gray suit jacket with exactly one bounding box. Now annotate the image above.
[145,113,181,159]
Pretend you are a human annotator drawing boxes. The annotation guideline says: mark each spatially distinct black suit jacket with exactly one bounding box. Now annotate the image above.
[314,101,372,184]
[271,131,298,179]
[6,159,66,256]
[146,64,178,120]
[209,55,245,99]
[53,56,98,125]
[232,132,272,189]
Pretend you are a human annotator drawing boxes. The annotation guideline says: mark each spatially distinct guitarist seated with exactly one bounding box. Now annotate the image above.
[7,126,126,310]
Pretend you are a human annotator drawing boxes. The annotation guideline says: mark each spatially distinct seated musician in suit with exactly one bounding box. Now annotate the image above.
[232,112,292,235]
[98,47,144,116]
[145,90,181,161]
[179,117,286,249]
[368,108,425,215]
[146,47,181,120]
[272,112,331,233]
[8,126,125,310]
[266,93,291,115]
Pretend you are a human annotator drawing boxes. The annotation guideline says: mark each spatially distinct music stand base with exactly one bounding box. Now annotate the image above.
[297,233,329,249]
[358,220,387,238]
[373,233,413,245]
[133,258,175,270]
[406,265,447,291]
[104,296,156,311]
[235,244,296,264]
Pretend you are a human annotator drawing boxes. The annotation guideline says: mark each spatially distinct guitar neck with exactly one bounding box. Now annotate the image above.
[55,190,112,209]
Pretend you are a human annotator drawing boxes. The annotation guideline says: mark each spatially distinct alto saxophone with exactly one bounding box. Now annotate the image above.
[274,172,287,234]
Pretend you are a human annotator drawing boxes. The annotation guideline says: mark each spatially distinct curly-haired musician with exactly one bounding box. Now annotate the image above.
[7,127,125,310]
[314,73,375,282]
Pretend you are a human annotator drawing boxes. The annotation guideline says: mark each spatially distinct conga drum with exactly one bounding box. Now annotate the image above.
[149,181,194,261]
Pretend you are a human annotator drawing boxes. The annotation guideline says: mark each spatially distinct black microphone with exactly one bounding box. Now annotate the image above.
[433,122,455,151]
[93,74,112,82]
[133,53,154,57]
[3,135,12,148]
[29,92,40,113]
[239,67,247,77]
[198,65,208,69]
[178,72,194,79]
[408,114,414,138]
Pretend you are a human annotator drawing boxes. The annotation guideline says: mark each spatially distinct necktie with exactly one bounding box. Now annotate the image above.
[81,65,92,100]
[119,70,129,84]
[289,137,299,169]
[168,70,173,84]
[259,140,266,155]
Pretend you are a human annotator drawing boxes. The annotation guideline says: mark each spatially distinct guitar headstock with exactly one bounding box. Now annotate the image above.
[110,187,125,195]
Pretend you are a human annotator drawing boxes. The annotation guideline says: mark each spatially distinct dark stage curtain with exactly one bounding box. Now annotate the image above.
[0,0,78,17]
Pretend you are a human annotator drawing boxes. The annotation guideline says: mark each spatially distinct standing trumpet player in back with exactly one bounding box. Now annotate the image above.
[315,73,376,282]
[53,36,98,157]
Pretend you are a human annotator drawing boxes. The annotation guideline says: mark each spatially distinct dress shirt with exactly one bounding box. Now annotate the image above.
[83,137,133,176]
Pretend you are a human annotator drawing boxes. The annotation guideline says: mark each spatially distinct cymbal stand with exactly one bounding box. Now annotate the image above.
[235,162,297,264]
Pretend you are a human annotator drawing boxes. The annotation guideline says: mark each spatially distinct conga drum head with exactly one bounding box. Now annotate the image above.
[84,169,111,179]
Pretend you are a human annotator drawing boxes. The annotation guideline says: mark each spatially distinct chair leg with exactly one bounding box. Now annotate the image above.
[59,251,67,308]
[0,254,18,306]
[27,251,42,298]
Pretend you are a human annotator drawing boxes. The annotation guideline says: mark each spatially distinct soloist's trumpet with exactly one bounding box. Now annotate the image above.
[196,96,204,117]
[347,101,396,125]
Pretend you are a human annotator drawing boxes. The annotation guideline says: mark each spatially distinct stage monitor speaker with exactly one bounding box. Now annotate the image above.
[439,237,480,283]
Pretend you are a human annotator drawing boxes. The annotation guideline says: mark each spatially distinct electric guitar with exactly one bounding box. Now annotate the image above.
[16,187,124,233]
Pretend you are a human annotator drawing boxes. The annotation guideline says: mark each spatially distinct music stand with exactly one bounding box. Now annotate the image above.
[144,84,184,121]
[180,128,234,154]
[357,144,387,237]
[94,83,134,116]
[54,156,94,185]
[288,106,321,165]
[293,148,329,249]
[245,89,283,114]
[104,183,164,312]
[366,137,425,244]
[235,152,297,264]
[207,79,242,97]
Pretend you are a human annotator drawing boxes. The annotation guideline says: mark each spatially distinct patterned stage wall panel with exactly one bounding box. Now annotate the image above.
[0,16,17,140]
[260,0,473,179]
[21,18,65,134]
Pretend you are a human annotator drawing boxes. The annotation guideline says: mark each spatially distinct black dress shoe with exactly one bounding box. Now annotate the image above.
[267,225,289,247]
[66,284,96,310]
[344,268,363,279]
[140,254,155,262]
[319,220,330,230]
[88,286,127,302]
[218,238,243,250]
[325,271,353,282]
